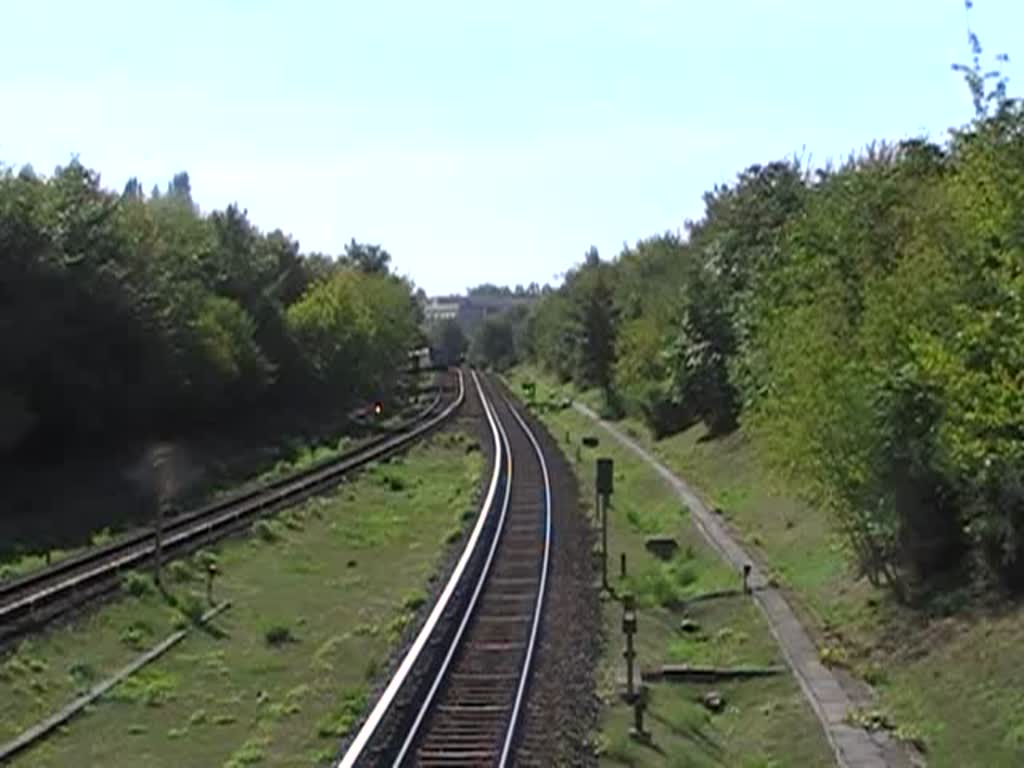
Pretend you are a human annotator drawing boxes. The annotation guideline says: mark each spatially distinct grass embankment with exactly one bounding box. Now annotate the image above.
[511,365,1024,768]
[505,369,834,767]
[0,375,435,583]
[0,429,482,767]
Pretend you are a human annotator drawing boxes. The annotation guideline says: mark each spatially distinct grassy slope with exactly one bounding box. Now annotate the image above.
[511,366,1024,768]
[1,429,481,767]
[505,370,834,767]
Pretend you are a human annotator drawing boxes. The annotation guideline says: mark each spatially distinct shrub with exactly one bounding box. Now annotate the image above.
[114,670,177,706]
[122,571,153,598]
[402,591,427,612]
[167,560,193,583]
[68,662,96,689]
[194,549,218,570]
[253,519,284,542]
[178,593,206,624]
[264,624,294,647]
[120,621,153,650]
[316,687,367,738]
[381,473,406,492]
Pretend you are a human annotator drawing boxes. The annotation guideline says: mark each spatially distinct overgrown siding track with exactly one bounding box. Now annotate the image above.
[0,371,465,644]
[339,372,552,767]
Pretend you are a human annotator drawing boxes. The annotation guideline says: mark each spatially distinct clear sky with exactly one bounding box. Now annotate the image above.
[2,1,1020,294]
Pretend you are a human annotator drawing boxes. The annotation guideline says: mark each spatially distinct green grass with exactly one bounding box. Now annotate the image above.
[505,368,835,767]
[1,427,482,767]
[510,365,1024,768]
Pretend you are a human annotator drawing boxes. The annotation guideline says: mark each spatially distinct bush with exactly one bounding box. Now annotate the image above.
[178,593,206,624]
[264,624,294,647]
[402,591,427,612]
[194,549,218,570]
[316,687,367,738]
[380,473,406,492]
[120,621,153,650]
[68,662,96,689]
[253,519,284,542]
[122,571,153,598]
[167,560,193,583]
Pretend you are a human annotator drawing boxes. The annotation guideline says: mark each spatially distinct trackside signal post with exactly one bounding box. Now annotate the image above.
[596,458,613,590]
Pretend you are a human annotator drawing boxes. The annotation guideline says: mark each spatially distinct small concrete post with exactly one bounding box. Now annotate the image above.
[206,563,219,605]
[622,592,638,701]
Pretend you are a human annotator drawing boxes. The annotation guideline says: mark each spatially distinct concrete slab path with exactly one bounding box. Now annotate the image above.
[575,403,893,768]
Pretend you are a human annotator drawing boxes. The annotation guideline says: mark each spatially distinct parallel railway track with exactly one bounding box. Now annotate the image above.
[339,371,552,767]
[0,371,465,643]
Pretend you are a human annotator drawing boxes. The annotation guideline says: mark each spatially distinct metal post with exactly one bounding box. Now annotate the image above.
[596,459,614,592]
[601,495,609,590]
[630,688,649,742]
[622,593,637,701]
[621,552,627,579]
[206,564,219,605]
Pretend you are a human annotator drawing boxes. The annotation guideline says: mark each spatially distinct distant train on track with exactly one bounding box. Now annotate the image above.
[408,345,462,372]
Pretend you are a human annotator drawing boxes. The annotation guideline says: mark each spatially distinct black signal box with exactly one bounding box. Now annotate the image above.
[596,458,614,495]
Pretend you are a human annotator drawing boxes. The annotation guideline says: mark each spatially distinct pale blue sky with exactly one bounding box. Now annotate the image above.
[2,1,1019,294]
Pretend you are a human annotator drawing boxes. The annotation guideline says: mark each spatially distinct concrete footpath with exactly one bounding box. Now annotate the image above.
[575,403,895,768]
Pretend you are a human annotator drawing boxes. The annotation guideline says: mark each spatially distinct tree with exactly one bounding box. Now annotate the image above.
[0,156,419,464]
[123,177,143,200]
[430,318,468,364]
[566,257,617,391]
[471,315,516,370]
[467,283,512,297]
[952,1,1012,118]
[343,239,391,274]
[167,171,193,206]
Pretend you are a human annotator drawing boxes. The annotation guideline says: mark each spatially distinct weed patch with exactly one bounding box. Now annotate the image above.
[225,735,270,767]
[316,687,367,739]
[112,670,178,707]
[121,571,153,598]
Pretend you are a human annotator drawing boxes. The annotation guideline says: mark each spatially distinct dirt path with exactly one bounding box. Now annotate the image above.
[574,403,901,768]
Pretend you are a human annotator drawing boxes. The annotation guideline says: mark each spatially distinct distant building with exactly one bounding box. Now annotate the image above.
[424,296,462,324]
[423,293,536,333]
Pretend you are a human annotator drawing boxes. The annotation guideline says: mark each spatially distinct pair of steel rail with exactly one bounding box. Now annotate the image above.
[0,373,463,641]
[340,371,552,767]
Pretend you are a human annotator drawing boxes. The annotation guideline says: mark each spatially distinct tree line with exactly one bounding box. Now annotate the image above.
[1,161,422,460]
[517,34,1024,598]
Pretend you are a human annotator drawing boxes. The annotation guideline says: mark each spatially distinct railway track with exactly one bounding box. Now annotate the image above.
[339,371,552,767]
[0,370,465,643]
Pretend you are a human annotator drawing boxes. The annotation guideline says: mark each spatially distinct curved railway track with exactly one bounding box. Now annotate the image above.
[339,371,552,767]
[0,371,465,643]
